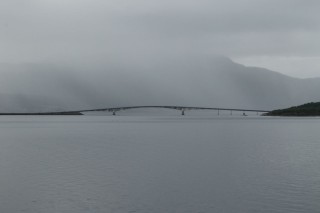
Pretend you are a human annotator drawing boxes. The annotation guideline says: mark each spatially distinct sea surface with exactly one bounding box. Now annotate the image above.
[0,116,319,213]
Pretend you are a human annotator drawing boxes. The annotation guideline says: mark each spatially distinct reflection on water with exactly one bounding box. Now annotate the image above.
[0,116,319,212]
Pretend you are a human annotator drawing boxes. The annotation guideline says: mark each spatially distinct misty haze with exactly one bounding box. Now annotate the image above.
[0,0,320,212]
[1,56,320,113]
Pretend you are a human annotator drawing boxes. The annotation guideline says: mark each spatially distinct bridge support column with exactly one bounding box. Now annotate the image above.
[112,111,116,116]
[230,110,232,116]
[218,109,220,116]
[181,110,185,116]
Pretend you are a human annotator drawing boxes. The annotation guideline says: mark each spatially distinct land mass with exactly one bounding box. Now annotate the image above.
[265,102,320,116]
[1,57,320,112]
[0,111,82,115]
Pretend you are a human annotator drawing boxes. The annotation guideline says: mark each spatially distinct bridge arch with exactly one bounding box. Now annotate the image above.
[79,105,270,116]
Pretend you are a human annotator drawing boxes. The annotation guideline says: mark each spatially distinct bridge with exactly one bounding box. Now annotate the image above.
[0,106,270,116]
[79,106,270,116]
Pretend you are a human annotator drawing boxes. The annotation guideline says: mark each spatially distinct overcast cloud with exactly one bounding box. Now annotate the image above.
[0,0,319,78]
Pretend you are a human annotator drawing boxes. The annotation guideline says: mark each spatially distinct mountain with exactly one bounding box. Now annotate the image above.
[265,102,320,116]
[0,56,319,112]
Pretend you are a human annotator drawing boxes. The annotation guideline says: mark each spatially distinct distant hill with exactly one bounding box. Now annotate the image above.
[265,102,320,116]
[0,56,320,112]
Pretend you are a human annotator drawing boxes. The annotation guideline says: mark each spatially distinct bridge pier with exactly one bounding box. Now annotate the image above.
[112,111,116,116]
[230,110,232,116]
[181,110,185,116]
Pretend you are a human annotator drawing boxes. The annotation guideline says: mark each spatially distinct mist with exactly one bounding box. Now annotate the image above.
[1,0,320,75]
[0,54,320,113]
[0,0,320,111]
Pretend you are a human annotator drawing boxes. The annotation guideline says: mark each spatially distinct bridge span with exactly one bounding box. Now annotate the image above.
[79,105,271,116]
[0,106,270,116]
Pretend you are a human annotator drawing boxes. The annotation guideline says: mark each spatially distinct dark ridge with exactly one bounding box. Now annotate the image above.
[264,102,320,116]
[0,111,83,115]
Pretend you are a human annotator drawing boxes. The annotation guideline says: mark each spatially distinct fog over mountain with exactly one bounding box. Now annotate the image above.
[0,55,319,112]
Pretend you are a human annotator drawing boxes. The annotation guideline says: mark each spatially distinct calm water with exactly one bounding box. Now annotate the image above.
[0,116,319,212]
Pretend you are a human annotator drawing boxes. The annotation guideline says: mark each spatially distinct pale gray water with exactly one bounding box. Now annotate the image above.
[0,116,319,213]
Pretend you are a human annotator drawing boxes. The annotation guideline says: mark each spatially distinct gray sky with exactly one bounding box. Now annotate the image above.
[0,0,319,78]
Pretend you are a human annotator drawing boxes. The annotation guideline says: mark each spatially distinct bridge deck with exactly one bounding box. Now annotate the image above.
[0,106,271,115]
[80,106,271,113]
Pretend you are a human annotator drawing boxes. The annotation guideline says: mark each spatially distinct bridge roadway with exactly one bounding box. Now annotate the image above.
[0,106,271,116]
[80,105,271,115]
